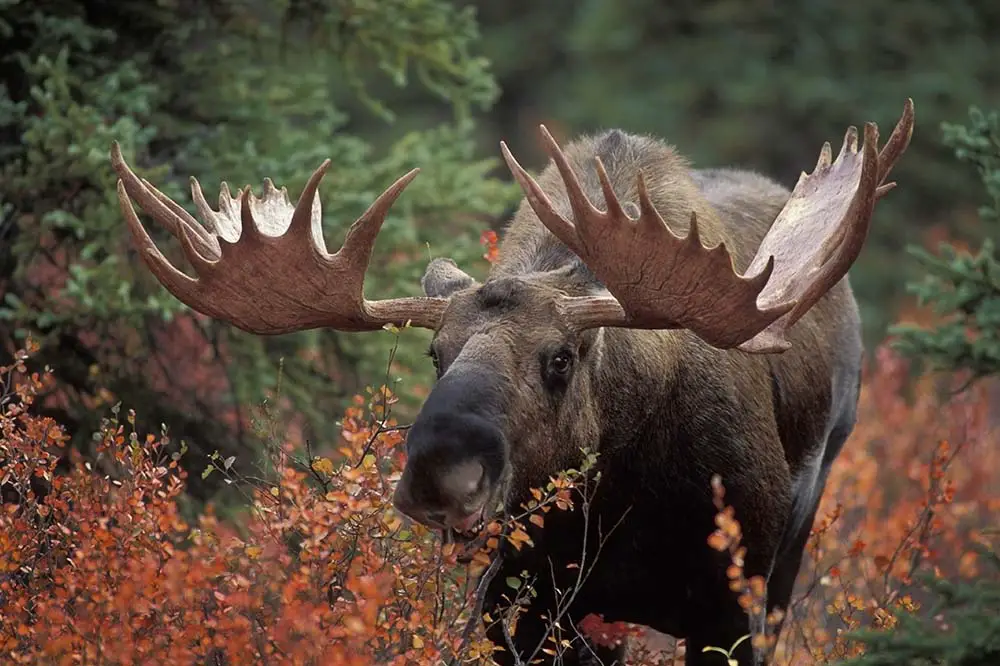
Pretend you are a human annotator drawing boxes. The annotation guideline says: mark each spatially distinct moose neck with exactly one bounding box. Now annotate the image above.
[587,326,690,453]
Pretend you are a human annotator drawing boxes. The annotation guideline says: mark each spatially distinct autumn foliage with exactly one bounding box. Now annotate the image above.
[0,336,577,665]
[1,329,998,664]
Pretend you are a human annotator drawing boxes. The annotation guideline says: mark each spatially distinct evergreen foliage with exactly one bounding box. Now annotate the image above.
[839,547,1000,666]
[890,107,1000,384]
[0,0,519,501]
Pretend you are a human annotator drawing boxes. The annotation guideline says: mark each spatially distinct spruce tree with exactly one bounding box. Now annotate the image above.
[891,107,1000,383]
[0,0,518,502]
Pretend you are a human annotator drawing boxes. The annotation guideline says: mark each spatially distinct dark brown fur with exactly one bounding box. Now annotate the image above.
[396,129,863,665]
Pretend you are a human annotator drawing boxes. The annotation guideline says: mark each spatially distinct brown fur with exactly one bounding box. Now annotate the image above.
[404,128,863,665]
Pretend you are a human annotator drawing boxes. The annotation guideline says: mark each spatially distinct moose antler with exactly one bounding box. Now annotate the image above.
[500,99,915,353]
[111,142,448,335]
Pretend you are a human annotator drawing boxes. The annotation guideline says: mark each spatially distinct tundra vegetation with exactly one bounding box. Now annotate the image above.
[2,1,999,665]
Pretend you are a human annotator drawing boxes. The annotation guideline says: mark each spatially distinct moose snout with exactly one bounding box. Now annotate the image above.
[392,459,488,531]
[391,365,507,531]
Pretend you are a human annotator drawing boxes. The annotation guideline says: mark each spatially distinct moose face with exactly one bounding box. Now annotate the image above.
[390,261,605,543]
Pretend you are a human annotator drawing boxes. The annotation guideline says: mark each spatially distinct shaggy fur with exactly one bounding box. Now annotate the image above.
[397,128,863,666]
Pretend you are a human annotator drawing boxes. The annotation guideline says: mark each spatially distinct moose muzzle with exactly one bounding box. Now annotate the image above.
[391,365,508,534]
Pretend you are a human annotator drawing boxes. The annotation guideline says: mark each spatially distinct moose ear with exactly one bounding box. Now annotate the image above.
[421,258,478,298]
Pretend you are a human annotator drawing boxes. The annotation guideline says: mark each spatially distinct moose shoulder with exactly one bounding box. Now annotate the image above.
[110,100,914,666]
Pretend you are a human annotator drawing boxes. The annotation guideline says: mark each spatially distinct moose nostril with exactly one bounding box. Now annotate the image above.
[440,460,486,502]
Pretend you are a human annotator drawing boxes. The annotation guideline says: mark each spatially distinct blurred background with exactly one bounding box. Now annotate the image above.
[2,0,998,508]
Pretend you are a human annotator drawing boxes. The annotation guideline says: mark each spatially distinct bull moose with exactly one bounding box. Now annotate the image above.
[110,99,914,665]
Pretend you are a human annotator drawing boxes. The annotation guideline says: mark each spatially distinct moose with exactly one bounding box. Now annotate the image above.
[110,99,914,665]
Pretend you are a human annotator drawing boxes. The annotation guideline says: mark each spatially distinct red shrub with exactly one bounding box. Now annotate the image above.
[2,336,997,665]
[0,339,574,664]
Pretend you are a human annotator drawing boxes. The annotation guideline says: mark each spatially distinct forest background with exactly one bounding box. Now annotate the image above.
[1,0,999,664]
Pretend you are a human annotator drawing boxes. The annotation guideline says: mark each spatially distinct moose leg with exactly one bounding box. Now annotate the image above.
[766,417,857,641]
[765,497,821,636]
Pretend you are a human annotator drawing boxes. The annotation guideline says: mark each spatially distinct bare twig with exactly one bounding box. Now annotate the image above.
[444,549,507,666]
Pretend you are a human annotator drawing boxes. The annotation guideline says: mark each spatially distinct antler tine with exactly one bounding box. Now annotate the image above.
[535,125,624,250]
[594,156,631,221]
[283,158,331,253]
[115,178,203,307]
[875,97,915,189]
[143,175,214,247]
[338,168,421,273]
[111,143,449,335]
[233,185,265,250]
[111,143,219,261]
[190,177,223,237]
[500,139,582,254]
[837,126,860,161]
[506,123,677,252]
[636,171,672,237]
[815,141,833,171]
[189,177,245,242]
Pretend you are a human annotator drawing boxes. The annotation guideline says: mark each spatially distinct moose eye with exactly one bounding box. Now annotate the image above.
[549,351,573,375]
